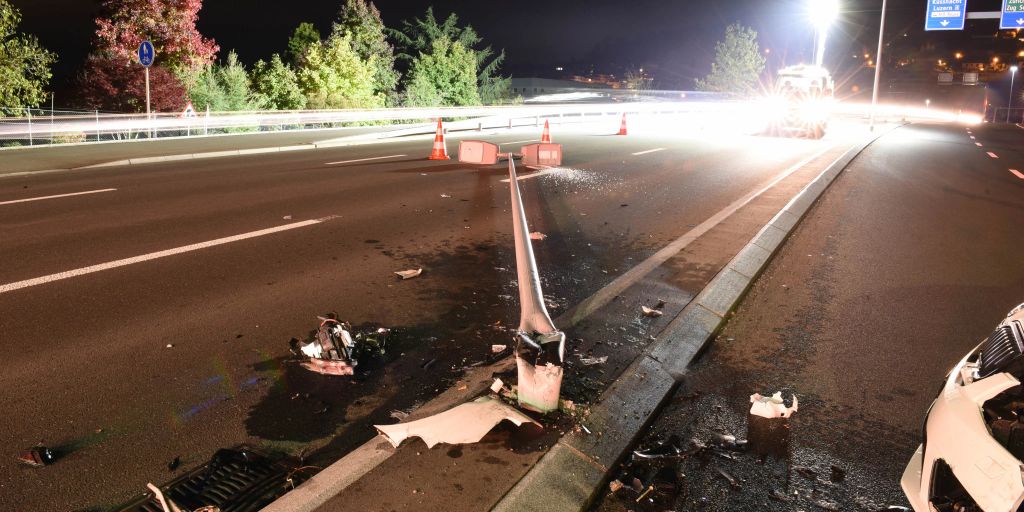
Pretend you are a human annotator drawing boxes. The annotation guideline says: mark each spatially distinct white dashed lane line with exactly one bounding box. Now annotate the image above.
[0,188,117,206]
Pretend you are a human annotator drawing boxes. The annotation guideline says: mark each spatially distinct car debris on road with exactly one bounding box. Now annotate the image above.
[16,446,56,467]
[290,314,389,376]
[374,395,539,448]
[394,268,423,280]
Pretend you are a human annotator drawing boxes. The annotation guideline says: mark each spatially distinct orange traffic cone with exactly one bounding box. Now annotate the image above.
[428,119,450,160]
[617,113,628,136]
[541,120,552,143]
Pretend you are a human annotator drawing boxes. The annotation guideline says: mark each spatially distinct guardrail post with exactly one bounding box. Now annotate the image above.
[95,109,100,142]
[27,108,33,146]
[204,105,210,136]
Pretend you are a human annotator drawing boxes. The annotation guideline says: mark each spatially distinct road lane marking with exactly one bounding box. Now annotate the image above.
[0,218,331,294]
[976,142,983,147]
[988,152,999,159]
[0,188,117,206]
[1011,169,1024,180]
[500,139,540,145]
[500,167,565,183]
[970,136,976,139]
[325,155,405,166]
[632,148,666,156]
[559,143,839,327]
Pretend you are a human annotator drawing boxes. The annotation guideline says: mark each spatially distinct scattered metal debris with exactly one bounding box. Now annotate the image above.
[579,355,608,366]
[641,305,663,318]
[609,479,624,493]
[717,467,741,489]
[529,232,547,240]
[374,396,539,448]
[710,432,748,452]
[17,446,55,467]
[491,344,508,353]
[394,268,423,280]
[633,435,684,460]
[490,378,505,394]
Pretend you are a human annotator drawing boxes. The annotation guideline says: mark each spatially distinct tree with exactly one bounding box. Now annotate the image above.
[297,34,383,110]
[287,22,320,66]
[93,0,218,77]
[252,54,305,110]
[403,38,480,107]
[79,55,185,112]
[333,0,399,102]
[0,0,56,113]
[187,51,265,111]
[391,7,509,104]
[695,23,765,95]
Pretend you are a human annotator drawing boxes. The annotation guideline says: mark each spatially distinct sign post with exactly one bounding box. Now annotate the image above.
[1002,0,1024,29]
[925,0,968,30]
[137,40,155,137]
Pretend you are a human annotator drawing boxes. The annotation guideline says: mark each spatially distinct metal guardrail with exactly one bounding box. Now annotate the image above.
[0,95,735,147]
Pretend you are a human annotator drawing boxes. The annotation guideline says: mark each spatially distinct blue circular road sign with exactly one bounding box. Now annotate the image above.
[138,41,155,67]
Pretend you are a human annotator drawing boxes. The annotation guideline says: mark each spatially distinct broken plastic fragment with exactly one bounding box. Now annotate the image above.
[394,268,423,280]
[374,396,539,448]
[529,232,547,240]
[641,306,663,318]
[579,356,608,366]
[16,446,55,467]
[609,479,624,493]
[490,378,504,394]
[491,344,508,354]
[750,392,798,418]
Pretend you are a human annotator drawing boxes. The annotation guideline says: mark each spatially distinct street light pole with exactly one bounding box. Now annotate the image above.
[1009,66,1018,123]
[870,0,888,131]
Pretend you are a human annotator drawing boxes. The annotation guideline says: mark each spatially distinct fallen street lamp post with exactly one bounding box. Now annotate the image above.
[505,153,565,413]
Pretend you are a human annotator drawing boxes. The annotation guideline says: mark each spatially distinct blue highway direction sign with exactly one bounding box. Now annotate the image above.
[926,0,967,31]
[138,41,155,67]
[1003,0,1024,29]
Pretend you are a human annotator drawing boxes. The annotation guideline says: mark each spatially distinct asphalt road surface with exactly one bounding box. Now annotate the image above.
[594,122,1024,511]
[0,120,841,510]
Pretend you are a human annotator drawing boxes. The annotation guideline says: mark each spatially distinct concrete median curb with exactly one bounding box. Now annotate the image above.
[490,126,900,512]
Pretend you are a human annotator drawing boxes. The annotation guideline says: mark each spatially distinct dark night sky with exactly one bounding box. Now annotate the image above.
[7,0,1013,99]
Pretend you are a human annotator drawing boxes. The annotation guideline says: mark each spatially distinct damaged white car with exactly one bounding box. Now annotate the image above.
[902,303,1024,511]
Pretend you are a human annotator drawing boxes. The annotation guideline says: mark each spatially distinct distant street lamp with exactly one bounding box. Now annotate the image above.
[926,98,931,109]
[870,0,888,130]
[809,0,839,67]
[1009,65,1019,123]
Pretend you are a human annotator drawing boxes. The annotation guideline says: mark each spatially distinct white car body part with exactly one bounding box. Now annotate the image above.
[902,304,1024,511]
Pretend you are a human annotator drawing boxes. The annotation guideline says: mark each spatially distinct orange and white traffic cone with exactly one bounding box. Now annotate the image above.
[428,118,450,160]
[617,113,628,136]
[541,120,552,143]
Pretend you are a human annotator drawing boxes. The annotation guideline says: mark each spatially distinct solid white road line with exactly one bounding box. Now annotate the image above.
[325,155,406,165]
[0,218,330,294]
[632,148,667,156]
[0,188,117,206]
[500,139,540,145]
[560,143,839,326]
[500,167,565,183]
[1010,169,1024,180]
[988,152,999,159]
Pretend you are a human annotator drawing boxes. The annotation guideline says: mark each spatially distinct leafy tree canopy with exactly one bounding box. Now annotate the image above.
[252,54,305,110]
[0,0,56,112]
[333,0,399,101]
[287,22,320,66]
[93,0,218,77]
[695,23,766,95]
[403,38,480,107]
[297,33,383,110]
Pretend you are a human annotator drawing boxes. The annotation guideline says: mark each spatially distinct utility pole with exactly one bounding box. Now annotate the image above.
[870,0,888,131]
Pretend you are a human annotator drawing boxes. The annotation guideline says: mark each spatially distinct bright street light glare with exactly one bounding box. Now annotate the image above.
[1013,66,1020,73]
[808,0,840,30]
